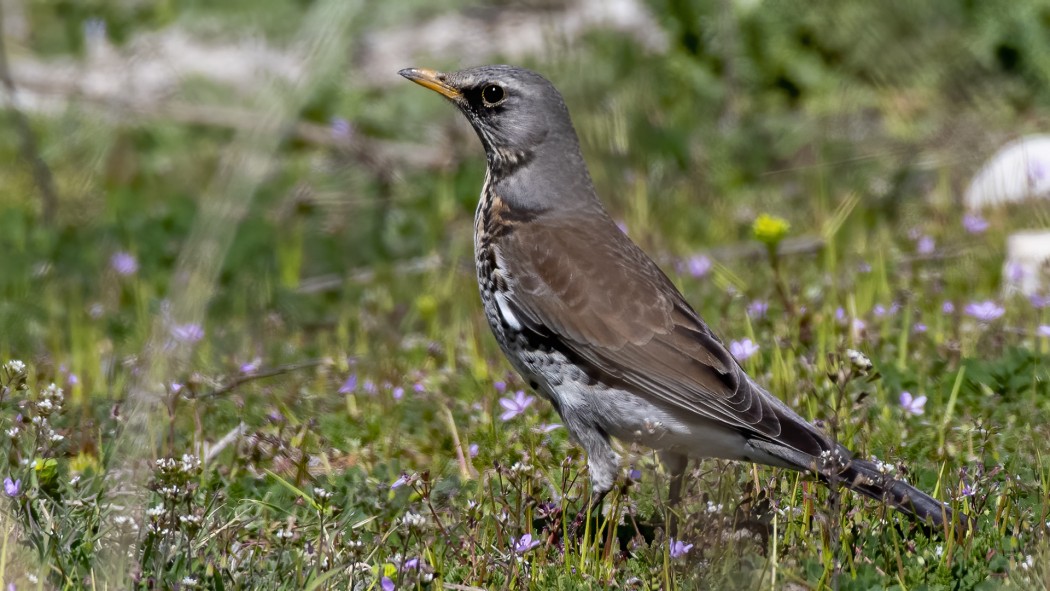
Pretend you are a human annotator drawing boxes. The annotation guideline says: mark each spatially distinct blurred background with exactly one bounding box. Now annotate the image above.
[1,0,1050,586]
[1,0,1048,355]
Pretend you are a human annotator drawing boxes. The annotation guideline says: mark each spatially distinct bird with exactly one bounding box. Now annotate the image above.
[399,64,965,536]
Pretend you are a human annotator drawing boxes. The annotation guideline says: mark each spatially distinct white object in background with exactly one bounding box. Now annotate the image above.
[1003,231,1050,296]
[965,135,1050,210]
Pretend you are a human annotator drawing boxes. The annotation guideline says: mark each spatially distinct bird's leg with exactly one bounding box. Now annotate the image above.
[567,428,620,540]
[661,452,689,538]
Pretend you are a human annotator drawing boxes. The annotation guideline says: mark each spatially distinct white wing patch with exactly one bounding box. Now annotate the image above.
[494,290,522,331]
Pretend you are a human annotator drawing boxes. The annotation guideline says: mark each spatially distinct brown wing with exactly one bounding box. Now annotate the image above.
[498,208,828,457]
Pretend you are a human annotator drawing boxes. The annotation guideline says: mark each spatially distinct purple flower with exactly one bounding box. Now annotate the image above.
[685,254,712,278]
[628,467,641,481]
[413,382,425,394]
[536,423,562,434]
[1030,294,1050,309]
[747,300,768,319]
[899,391,927,416]
[1037,325,1050,337]
[669,538,693,559]
[942,301,955,314]
[392,386,404,400]
[494,381,507,394]
[916,236,935,255]
[962,214,989,234]
[912,322,928,334]
[110,251,138,276]
[1005,261,1027,283]
[468,443,479,458]
[1029,159,1048,183]
[338,374,357,394]
[3,477,20,497]
[363,380,377,394]
[330,117,354,141]
[512,533,541,553]
[729,338,759,362]
[499,390,535,421]
[390,474,409,489]
[960,483,976,497]
[964,300,1005,323]
[835,307,846,322]
[381,576,394,591]
[171,323,204,343]
[872,304,888,318]
[403,557,420,570]
[240,358,261,375]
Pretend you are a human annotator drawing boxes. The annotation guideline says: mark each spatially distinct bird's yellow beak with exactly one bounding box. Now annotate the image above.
[398,68,462,100]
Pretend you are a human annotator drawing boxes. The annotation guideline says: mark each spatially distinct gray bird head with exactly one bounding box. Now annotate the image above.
[399,65,588,186]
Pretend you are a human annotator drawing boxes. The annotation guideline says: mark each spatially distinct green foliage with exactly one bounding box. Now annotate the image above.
[1,0,1050,588]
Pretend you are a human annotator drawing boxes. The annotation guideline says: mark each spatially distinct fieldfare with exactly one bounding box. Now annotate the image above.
[400,64,963,535]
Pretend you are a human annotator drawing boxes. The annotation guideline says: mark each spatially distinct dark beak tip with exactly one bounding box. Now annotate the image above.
[397,68,416,79]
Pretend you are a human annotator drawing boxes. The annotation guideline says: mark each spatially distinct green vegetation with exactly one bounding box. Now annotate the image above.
[1,0,1049,588]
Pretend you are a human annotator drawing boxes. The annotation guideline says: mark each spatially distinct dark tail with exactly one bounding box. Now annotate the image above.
[835,456,969,538]
[747,437,969,537]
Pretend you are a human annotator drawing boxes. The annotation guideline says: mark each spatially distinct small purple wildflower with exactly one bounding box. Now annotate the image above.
[3,477,20,497]
[1030,294,1050,309]
[1005,261,1027,283]
[494,381,507,394]
[330,117,354,141]
[499,390,535,421]
[684,255,712,279]
[899,391,927,416]
[512,533,541,553]
[960,483,976,497]
[1029,159,1048,183]
[170,323,204,344]
[1037,325,1050,337]
[872,304,888,318]
[110,251,138,276]
[942,301,955,314]
[962,214,989,234]
[628,467,641,481]
[747,300,768,319]
[669,538,693,559]
[912,322,928,334]
[392,386,404,400]
[964,300,1005,323]
[390,474,409,489]
[916,236,935,255]
[381,576,395,591]
[363,380,377,394]
[835,307,846,322]
[338,374,357,394]
[729,338,759,362]
[240,357,261,375]
[403,557,420,570]
[413,382,425,394]
[537,423,562,433]
[468,443,479,458]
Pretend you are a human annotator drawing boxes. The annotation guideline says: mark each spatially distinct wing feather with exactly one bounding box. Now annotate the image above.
[499,210,827,457]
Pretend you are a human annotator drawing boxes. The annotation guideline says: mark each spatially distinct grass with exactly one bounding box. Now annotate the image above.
[2,0,1050,588]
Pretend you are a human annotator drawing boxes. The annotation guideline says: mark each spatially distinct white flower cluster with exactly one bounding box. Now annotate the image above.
[845,349,873,373]
[400,511,426,530]
[871,456,896,476]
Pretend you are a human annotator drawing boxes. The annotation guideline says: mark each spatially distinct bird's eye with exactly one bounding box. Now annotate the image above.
[481,84,505,106]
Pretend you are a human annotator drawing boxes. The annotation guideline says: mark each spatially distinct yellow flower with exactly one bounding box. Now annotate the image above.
[752,214,790,246]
